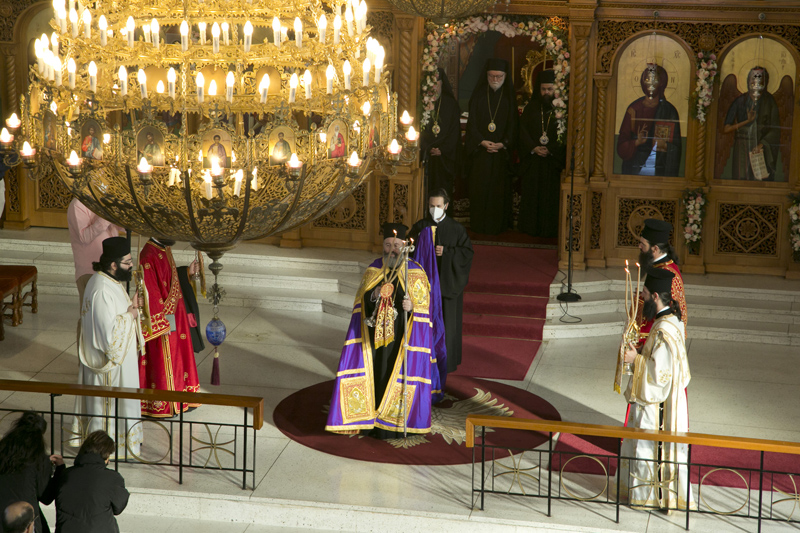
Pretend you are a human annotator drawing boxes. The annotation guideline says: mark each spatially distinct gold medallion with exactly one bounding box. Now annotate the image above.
[379,282,394,299]
[432,123,441,136]
[539,134,549,145]
[488,121,496,132]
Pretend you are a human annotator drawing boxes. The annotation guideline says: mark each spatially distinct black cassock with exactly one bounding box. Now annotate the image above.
[518,100,566,238]
[465,85,517,235]
[410,216,473,372]
[421,90,462,199]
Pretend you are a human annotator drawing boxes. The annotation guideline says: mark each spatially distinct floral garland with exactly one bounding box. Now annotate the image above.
[682,188,706,254]
[788,192,800,262]
[420,16,569,140]
[691,51,717,123]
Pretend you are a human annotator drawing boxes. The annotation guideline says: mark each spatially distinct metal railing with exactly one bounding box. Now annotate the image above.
[0,379,263,490]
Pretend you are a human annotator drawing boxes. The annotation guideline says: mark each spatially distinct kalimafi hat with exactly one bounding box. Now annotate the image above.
[643,266,675,295]
[101,236,130,260]
[640,218,673,245]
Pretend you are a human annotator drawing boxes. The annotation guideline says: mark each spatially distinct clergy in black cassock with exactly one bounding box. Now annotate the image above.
[420,68,462,200]
[464,58,518,235]
[410,189,473,372]
[518,69,566,239]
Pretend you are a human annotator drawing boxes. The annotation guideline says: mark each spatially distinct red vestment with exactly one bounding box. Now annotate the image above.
[138,241,200,417]
[636,260,688,347]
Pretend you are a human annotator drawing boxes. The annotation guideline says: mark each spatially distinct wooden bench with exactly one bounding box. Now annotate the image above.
[0,265,38,326]
[0,276,17,340]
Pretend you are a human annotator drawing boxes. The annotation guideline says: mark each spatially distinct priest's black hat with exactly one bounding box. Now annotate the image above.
[640,218,672,245]
[485,58,509,72]
[382,223,407,240]
[101,236,130,260]
[643,266,674,295]
[538,69,556,84]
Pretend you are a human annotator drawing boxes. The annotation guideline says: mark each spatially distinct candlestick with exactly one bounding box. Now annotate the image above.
[212,22,220,54]
[204,172,213,200]
[259,74,269,103]
[67,58,76,89]
[180,21,189,51]
[362,57,370,87]
[251,168,258,191]
[221,22,229,45]
[343,60,351,90]
[137,68,147,98]
[208,80,217,96]
[126,16,134,47]
[233,169,243,196]
[54,56,62,86]
[272,17,280,47]
[198,22,206,45]
[143,21,151,43]
[151,18,159,49]
[345,5,354,37]
[81,8,90,38]
[318,15,327,43]
[98,15,107,45]
[0,128,12,148]
[333,15,341,45]
[226,71,235,103]
[118,65,127,96]
[326,64,334,94]
[58,7,67,33]
[167,67,176,98]
[244,21,253,52]
[400,110,413,126]
[294,17,302,48]
[304,70,312,100]
[362,101,370,117]
[196,72,204,103]
[289,73,298,103]
[374,48,384,83]
[69,8,78,38]
[88,61,97,92]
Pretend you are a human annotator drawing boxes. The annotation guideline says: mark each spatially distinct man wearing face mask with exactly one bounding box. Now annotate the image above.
[410,189,473,373]
[72,237,144,455]
[326,224,438,439]
[620,266,694,510]
[616,63,682,177]
[518,69,566,238]
[464,58,517,235]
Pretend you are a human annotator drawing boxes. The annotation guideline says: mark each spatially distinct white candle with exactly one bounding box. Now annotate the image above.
[137,68,147,98]
[204,172,213,199]
[67,58,76,89]
[118,65,127,96]
[88,61,97,92]
[44,50,54,81]
[69,8,78,38]
[362,57,370,86]
[374,48,384,83]
[343,60,351,90]
[167,67,176,98]
[272,17,280,47]
[221,22,229,45]
[326,64,334,94]
[289,73,298,103]
[156,80,164,94]
[58,7,67,33]
[318,15,327,43]
[294,17,302,48]
[180,21,189,51]
[244,21,253,52]
[142,22,150,43]
[358,0,367,34]
[281,26,288,44]
[259,74,269,103]
[168,168,177,187]
[196,72,204,103]
[82,9,90,38]
[304,70,312,100]
[51,32,58,52]
[233,169,243,196]
[251,168,258,191]
[198,22,206,45]
[211,22,220,54]
[151,18,159,49]
[54,56,62,86]
[226,71,234,103]
[333,15,341,45]
[126,16,134,47]
[345,6,354,37]
[98,15,107,45]
[208,80,217,96]
[362,101,370,117]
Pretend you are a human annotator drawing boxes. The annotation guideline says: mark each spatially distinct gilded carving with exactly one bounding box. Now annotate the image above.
[367,11,395,61]
[590,191,602,250]
[716,203,780,256]
[564,193,583,253]
[313,184,367,230]
[36,158,71,210]
[0,0,37,42]
[379,178,389,224]
[592,77,609,180]
[617,198,677,248]
[393,183,408,224]
[5,167,20,214]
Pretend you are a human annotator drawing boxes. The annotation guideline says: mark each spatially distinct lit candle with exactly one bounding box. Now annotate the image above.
[180,21,189,51]
[51,32,58,52]
[203,171,213,199]
[81,8,90,38]
[272,17,280,47]
[210,158,223,176]
[343,60,351,90]
[34,39,43,75]
[151,18,159,49]
[69,8,78,38]
[214,21,226,46]
[294,17,302,49]
[20,141,36,159]
[400,110,413,126]
[142,21,150,43]
[347,150,361,169]
[156,80,164,94]
[259,74,269,103]
[44,51,55,81]
[211,22,220,54]
[208,80,217,96]
[406,126,418,142]
[362,57,370,87]
[137,68,146,98]
[198,22,206,45]
[333,15,341,45]
[388,138,401,156]
[289,73,298,103]
[303,69,312,100]
[58,7,67,33]
[226,71,234,103]
[233,169,243,196]
[54,55,62,86]
[88,61,97,92]
[98,15,107,45]
[103,133,110,144]
[196,72,204,103]
[126,16,134,47]
[345,5,354,37]
[67,58,76,89]
[318,14,327,43]
[326,64,334,94]
[168,168,177,187]
[358,0,367,34]
[0,128,12,147]
[67,150,81,168]
[374,48,384,83]
[244,21,253,52]
[118,65,127,96]
[137,156,152,175]
[167,67,176,98]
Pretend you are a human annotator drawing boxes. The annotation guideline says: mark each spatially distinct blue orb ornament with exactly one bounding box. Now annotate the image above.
[206,318,227,347]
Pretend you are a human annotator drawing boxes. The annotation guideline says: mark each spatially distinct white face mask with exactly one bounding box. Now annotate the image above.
[429,206,444,221]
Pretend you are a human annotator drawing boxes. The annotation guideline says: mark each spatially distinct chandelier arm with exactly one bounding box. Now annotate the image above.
[271,167,309,234]
[231,173,252,243]
[182,169,204,244]
[303,160,349,222]
[124,163,165,239]
[84,172,129,231]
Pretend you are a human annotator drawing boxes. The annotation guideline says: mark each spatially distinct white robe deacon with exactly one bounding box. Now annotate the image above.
[620,312,695,510]
[71,272,144,456]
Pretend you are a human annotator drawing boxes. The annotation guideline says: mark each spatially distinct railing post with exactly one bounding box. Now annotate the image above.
[480,425,485,511]
[179,407,184,484]
[242,407,248,490]
[616,438,621,524]
[49,393,56,454]
[252,413,257,490]
[685,444,691,531]
[547,431,552,518]
[757,450,764,533]
[114,398,119,472]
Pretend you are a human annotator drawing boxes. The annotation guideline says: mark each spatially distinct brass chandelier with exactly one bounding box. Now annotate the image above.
[383,0,503,25]
[1,0,420,273]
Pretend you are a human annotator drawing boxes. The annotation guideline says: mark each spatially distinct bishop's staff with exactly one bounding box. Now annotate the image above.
[614,260,641,393]
[400,235,415,439]
[133,234,153,337]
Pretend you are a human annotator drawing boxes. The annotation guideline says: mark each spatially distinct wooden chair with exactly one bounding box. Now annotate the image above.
[0,265,38,326]
[0,276,18,340]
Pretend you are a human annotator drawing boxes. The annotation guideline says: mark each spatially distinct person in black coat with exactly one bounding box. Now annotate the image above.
[420,68,462,201]
[42,431,129,533]
[0,412,64,533]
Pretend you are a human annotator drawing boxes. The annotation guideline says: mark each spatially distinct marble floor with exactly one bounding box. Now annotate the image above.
[1,239,800,532]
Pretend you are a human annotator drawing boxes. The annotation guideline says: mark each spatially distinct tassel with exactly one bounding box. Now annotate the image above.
[210,348,220,386]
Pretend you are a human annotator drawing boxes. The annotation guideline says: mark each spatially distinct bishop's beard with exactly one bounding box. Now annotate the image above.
[383,252,400,269]
[542,94,555,107]
[642,296,658,322]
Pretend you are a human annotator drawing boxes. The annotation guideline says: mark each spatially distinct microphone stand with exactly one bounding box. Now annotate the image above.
[557,144,581,303]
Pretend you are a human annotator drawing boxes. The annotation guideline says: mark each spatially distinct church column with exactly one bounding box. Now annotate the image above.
[590,76,609,182]
[393,15,420,119]
[567,18,594,182]
[1,43,30,229]
[694,119,706,182]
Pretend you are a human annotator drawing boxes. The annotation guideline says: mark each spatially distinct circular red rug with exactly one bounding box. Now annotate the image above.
[273,375,560,465]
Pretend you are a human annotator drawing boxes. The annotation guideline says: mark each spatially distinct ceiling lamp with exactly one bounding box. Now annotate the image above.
[383,0,502,25]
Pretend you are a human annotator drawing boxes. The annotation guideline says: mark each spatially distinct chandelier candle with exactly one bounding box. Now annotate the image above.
[333,15,341,45]
[88,61,97,92]
[362,57,370,86]
[294,18,302,49]
[289,73,297,103]
[272,17,280,47]
[180,21,188,51]
[82,9,90,38]
[196,72,204,103]
[198,22,206,45]
[244,21,253,52]
[259,75,269,103]
[98,15,107,45]
[318,15,327,43]
[221,22,229,45]
[152,19,159,49]
[345,5,354,37]
[303,70,312,99]
[126,16,134,47]
[118,66,127,96]
[226,72,235,103]
[137,69,147,98]
[69,8,77,38]
[143,21,151,43]
[212,22,220,54]
[343,60,351,90]
[167,67,175,98]
[67,58,75,88]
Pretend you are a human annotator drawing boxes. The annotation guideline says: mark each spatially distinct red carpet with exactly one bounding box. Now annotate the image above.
[467,229,558,248]
[454,245,558,380]
[273,376,560,465]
